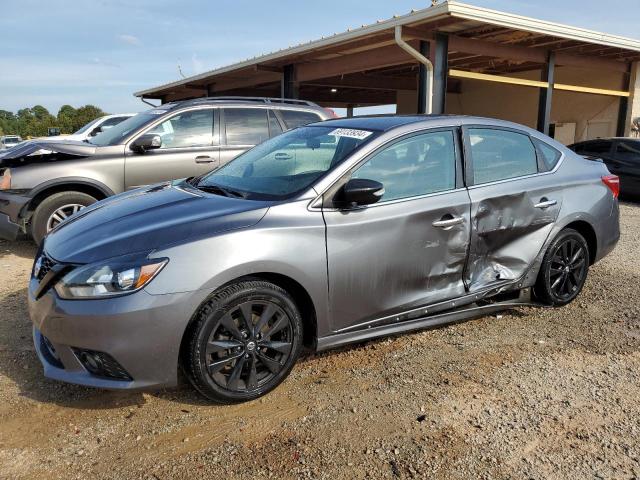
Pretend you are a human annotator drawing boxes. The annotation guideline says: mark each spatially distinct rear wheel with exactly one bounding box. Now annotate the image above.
[535,228,589,306]
[31,191,97,245]
[183,280,303,403]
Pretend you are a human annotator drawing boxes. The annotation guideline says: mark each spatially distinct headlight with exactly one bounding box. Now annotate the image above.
[54,258,168,299]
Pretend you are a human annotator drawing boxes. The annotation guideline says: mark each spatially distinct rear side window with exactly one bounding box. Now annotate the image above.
[468,128,538,184]
[615,141,640,162]
[280,110,322,130]
[533,138,562,171]
[225,108,269,146]
[352,130,457,202]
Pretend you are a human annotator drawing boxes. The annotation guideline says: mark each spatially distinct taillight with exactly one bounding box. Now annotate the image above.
[324,108,339,119]
[0,168,10,190]
[602,175,620,199]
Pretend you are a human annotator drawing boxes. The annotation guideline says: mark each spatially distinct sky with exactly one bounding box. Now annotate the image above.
[0,0,638,116]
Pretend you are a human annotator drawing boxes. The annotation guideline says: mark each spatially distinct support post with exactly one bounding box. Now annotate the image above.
[537,51,556,135]
[206,84,214,97]
[346,105,354,118]
[625,61,640,137]
[282,64,298,99]
[417,41,431,114]
[432,33,449,115]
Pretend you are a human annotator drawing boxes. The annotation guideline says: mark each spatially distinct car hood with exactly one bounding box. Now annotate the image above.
[0,139,97,166]
[43,181,272,264]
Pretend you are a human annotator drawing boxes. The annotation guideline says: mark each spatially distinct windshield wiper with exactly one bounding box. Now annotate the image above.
[196,184,246,199]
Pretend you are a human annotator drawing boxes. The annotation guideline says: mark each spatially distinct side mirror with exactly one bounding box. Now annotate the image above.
[130,134,162,153]
[89,126,102,137]
[339,178,385,207]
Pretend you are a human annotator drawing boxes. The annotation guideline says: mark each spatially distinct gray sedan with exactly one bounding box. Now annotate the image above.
[28,115,620,403]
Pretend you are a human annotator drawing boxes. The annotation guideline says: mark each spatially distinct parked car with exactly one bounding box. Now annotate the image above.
[0,135,22,150]
[60,113,136,142]
[0,97,332,244]
[28,115,619,403]
[568,138,640,196]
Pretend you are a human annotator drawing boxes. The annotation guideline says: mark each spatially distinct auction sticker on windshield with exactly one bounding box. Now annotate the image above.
[329,128,373,140]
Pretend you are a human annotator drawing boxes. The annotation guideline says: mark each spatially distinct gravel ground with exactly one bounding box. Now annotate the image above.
[1,202,639,480]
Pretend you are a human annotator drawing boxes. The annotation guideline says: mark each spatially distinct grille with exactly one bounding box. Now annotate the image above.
[72,348,133,381]
[36,254,56,281]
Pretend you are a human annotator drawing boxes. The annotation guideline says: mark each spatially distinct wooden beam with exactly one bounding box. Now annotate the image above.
[450,68,631,97]
[254,64,283,73]
[297,44,415,82]
[305,74,416,91]
[448,35,630,73]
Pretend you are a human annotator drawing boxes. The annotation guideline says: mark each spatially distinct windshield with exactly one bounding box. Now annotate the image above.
[4,137,20,144]
[74,117,103,135]
[89,108,170,146]
[196,125,378,200]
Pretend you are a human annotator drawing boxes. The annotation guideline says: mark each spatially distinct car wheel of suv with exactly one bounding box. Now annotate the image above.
[31,191,97,245]
[535,228,589,307]
[183,280,303,404]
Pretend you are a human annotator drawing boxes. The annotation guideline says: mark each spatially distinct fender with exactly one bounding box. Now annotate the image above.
[21,177,116,218]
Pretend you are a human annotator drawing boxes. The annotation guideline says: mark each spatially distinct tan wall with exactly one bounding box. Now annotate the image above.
[626,61,640,137]
[444,66,626,144]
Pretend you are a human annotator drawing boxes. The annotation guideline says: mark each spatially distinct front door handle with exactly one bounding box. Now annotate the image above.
[534,198,558,209]
[432,216,464,229]
[195,155,214,164]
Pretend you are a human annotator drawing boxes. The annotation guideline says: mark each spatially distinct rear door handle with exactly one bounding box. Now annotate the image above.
[195,155,214,164]
[534,199,557,209]
[432,216,464,229]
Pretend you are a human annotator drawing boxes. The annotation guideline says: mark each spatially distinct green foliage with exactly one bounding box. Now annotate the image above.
[0,105,108,138]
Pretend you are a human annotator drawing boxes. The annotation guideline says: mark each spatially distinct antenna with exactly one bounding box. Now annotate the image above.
[177,63,186,79]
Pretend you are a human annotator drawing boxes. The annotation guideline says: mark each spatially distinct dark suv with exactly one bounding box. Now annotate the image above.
[569,138,640,197]
[0,97,333,244]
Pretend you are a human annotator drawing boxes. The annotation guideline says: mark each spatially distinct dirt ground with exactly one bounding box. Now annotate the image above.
[1,203,639,480]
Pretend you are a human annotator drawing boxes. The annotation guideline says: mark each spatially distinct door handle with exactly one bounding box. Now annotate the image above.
[534,198,557,209]
[195,156,214,164]
[432,216,464,229]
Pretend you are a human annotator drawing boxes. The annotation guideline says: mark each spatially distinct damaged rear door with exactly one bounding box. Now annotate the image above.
[462,126,563,291]
[324,128,470,333]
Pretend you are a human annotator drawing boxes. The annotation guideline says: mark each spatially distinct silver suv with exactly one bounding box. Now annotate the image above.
[0,97,332,244]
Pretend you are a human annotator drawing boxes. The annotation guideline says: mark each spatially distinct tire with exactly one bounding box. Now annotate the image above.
[183,280,303,404]
[31,191,97,246]
[534,228,590,307]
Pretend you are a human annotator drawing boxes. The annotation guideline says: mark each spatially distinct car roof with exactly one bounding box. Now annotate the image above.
[307,114,534,133]
[163,97,325,111]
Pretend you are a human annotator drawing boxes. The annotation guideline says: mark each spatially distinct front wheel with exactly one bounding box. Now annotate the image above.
[183,280,303,403]
[30,191,97,245]
[535,228,589,306]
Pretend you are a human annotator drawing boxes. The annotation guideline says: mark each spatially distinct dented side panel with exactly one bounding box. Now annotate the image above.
[465,174,563,291]
[324,189,471,333]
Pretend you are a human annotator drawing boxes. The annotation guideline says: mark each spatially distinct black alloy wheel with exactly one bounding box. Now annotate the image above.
[184,280,303,403]
[535,228,589,306]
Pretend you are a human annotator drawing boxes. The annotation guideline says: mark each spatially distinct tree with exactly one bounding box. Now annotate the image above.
[0,104,108,138]
[56,105,77,134]
[72,105,106,132]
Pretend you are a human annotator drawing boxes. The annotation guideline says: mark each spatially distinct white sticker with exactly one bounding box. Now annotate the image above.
[328,128,373,140]
[147,109,169,115]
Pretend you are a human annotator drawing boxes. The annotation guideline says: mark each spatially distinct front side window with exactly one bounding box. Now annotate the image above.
[280,110,323,130]
[615,141,640,162]
[148,109,214,149]
[468,128,538,184]
[224,108,269,146]
[352,130,456,202]
[197,125,378,200]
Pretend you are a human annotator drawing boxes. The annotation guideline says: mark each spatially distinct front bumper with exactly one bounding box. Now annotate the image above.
[0,191,30,240]
[28,277,211,390]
